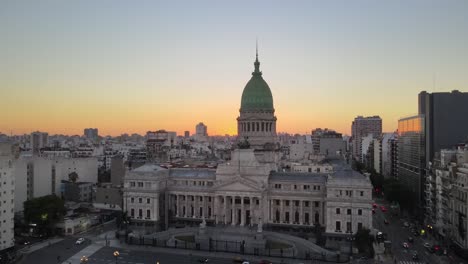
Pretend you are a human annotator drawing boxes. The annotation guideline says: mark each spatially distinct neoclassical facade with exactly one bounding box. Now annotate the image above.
[123,53,373,238]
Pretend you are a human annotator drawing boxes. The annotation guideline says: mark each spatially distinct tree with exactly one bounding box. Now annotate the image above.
[23,195,66,228]
[354,227,372,253]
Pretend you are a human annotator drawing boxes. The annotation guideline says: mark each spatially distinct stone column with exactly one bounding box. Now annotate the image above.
[231,196,236,226]
[289,200,293,224]
[310,200,314,224]
[280,199,284,223]
[240,197,245,226]
[223,196,227,225]
[269,199,272,222]
[299,200,303,225]
[249,197,253,226]
[155,196,159,221]
[184,195,188,217]
[214,196,219,223]
[193,195,197,218]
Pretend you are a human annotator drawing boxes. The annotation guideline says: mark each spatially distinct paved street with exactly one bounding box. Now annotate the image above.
[372,197,464,264]
[19,237,92,264]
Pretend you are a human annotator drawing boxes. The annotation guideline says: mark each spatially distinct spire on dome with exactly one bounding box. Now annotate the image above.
[253,40,261,75]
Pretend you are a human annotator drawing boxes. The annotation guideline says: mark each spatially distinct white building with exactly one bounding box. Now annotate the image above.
[0,143,16,252]
[30,131,48,155]
[351,116,382,161]
[14,156,98,212]
[123,53,373,245]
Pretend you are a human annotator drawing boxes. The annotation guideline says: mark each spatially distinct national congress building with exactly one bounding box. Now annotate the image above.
[123,51,373,242]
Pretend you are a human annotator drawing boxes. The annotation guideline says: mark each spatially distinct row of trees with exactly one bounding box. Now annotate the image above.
[22,195,66,235]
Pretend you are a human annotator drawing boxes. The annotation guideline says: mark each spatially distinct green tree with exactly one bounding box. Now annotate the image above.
[355,227,372,253]
[23,195,66,227]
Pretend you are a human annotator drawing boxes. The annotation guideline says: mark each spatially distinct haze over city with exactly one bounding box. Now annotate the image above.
[2,1,468,136]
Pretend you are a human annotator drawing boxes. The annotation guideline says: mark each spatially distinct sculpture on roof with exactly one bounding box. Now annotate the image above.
[238,136,250,149]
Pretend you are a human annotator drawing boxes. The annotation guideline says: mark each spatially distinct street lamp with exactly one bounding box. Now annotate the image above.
[80,256,88,263]
[113,250,120,264]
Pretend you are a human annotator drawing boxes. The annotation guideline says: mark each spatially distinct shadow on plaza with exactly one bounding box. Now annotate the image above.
[122,235,350,263]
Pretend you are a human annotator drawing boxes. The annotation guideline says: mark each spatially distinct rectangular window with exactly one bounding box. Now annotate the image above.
[336,221,341,231]
[347,222,352,232]
[358,209,362,215]
[315,201,319,207]
[358,222,363,230]
[139,198,142,203]
[131,197,134,203]
[276,200,280,206]
[147,198,151,204]
[305,201,309,207]
[139,209,142,218]
[130,182,135,187]
[131,209,134,217]
[347,209,351,215]
[146,210,151,218]
[295,201,299,206]
[286,201,290,206]
[360,191,364,196]
[138,182,143,187]
[313,186,317,190]
[336,208,340,214]
[294,185,297,190]
[317,186,320,190]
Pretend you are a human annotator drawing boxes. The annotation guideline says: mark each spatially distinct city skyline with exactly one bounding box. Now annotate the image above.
[2,1,468,136]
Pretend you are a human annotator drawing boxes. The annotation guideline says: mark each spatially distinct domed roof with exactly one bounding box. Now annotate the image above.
[240,53,274,111]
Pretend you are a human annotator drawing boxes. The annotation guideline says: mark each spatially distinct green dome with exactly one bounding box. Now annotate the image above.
[240,56,274,111]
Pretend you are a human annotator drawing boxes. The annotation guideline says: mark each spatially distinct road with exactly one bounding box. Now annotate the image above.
[372,197,462,264]
[19,237,92,264]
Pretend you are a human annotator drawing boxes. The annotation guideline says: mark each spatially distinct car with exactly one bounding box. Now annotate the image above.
[372,203,378,208]
[198,258,209,263]
[402,242,409,249]
[242,262,250,264]
[372,209,376,214]
[75,238,85,245]
[233,257,247,263]
[23,240,31,245]
[403,222,410,228]
[259,260,272,264]
[412,253,419,260]
[384,219,389,224]
[380,206,387,212]
[423,242,431,248]
[408,237,414,243]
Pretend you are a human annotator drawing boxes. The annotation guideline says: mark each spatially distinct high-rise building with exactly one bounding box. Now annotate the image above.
[351,116,382,162]
[195,122,208,137]
[184,131,190,138]
[84,128,99,140]
[146,130,176,162]
[30,131,48,155]
[0,142,16,253]
[311,128,345,157]
[397,115,425,204]
[419,90,468,165]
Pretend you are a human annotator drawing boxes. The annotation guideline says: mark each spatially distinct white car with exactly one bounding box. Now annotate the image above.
[75,238,85,245]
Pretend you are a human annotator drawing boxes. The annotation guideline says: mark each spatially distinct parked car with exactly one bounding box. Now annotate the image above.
[380,206,387,212]
[372,203,378,208]
[198,258,209,263]
[372,209,376,214]
[402,242,409,249]
[403,222,410,228]
[75,238,85,245]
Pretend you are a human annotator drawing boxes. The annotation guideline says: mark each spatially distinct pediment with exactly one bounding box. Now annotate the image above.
[214,177,261,192]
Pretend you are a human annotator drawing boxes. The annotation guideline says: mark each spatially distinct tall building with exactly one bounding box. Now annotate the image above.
[30,131,48,155]
[14,156,98,212]
[419,90,468,165]
[397,115,425,204]
[311,128,345,158]
[195,122,208,137]
[424,147,468,253]
[146,130,176,162]
[84,128,99,140]
[184,131,190,138]
[351,116,382,162]
[0,143,16,254]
